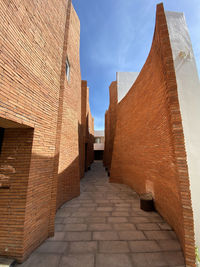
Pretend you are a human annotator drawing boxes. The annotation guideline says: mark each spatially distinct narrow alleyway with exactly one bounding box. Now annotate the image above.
[18,161,185,267]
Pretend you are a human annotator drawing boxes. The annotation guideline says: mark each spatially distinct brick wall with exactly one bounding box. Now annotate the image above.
[56,4,81,209]
[103,110,109,168]
[0,128,34,260]
[104,81,117,171]
[109,4,195,266]
[87,109,94,167]
[81,81,94,172]
[80,81,87,177]
[0,0,84,262]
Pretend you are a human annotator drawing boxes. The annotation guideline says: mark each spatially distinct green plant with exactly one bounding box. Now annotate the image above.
[196,246,200,264]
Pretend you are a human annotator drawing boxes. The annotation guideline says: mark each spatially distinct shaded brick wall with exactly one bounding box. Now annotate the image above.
[87,109,94,167]
[80,81,87,178]
[103,110,109,168]
[0,0,84,262]
[110,4,195,266]
[104,82,117,171]
[80,81,94,175]
[0,128,34,260]
[87,90,94,168]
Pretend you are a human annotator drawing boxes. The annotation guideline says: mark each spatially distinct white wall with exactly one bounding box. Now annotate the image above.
[166,11,200,249]
[94,130,104,137]
[116,72,138,102]
[94,143,104,151]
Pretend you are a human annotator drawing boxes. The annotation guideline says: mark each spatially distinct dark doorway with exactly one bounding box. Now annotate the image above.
[94,150,104,160]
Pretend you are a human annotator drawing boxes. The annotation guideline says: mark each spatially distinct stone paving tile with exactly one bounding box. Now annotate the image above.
[95,199,110,204]
[112,211,130,217]
[132,210,161,218]
[64,232,92,241]
[81,203,97,207]
[158,222,172,230]
[113,223,136,230]
[163,251,185,265]
[131,252,168,266]
[115,203,131,207]
[17,253,61,267]
[110,199,127,204]
[48,232,66,241]
[55,217,65,224]
[71,211,91,217]
[146,216,165,223]
[96,254,133,267]
[129,240,160,252]
[76,207,95,212]
[59,254,94,267]
[157,239,182,251]
[91,211,110,217]
[55,224,65,231]
[93,231,119,240]
[56,210,71,218]
[136,223,160,230]
[98,203,114,207]
[88,223,112,231]
[107,195,121,200]
[65,203,81,208]
[114,207,131,211]
[64,224,87,231]
[118,231,146,240]
[99,241,130,253]
[69,241,97,253]
[129,216,150,223]
[35,241,68,254]
[16,162,185,267]
[75,199,93,204]
[85,217,106,223]
[96,207,113,212]
[64,217,85,224]
[145,230,177,240]
[108,217,128,223]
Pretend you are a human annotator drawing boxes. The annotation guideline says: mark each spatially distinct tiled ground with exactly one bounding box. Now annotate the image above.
[17,161,185,267]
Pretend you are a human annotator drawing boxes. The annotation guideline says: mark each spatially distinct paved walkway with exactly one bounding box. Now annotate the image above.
[17,161,185,267]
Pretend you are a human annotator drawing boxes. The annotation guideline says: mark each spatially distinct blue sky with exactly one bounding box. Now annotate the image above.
[72,0,200,130]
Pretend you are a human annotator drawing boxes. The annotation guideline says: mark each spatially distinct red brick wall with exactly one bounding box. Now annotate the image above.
[81,81,94,172]
[80,81,87,177]
[103,110,109,167]
[0,0,83,262]
[56,4,81,209]
[104,82,117,170]
[87,109,94,167]
[110,4,195,266]
[0,128,33,260]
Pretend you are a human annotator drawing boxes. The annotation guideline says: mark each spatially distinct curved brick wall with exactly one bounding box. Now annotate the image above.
[110,4,195,266]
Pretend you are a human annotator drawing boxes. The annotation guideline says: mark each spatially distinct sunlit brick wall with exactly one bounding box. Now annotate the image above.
[110,4,195,266]
[0,0,82,262]
[56,4,81,209]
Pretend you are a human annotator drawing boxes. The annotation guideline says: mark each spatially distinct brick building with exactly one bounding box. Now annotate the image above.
[105,4,200,266]
[0,0,93,263]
